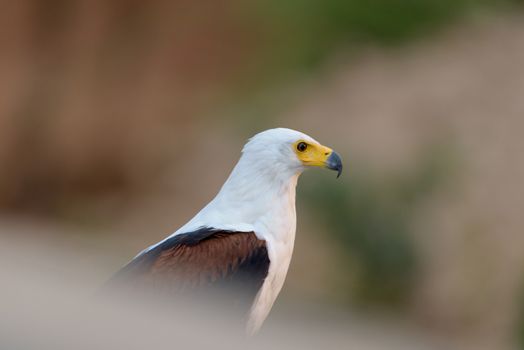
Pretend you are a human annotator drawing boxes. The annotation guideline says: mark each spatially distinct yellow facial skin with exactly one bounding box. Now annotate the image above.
[293,140,334,167]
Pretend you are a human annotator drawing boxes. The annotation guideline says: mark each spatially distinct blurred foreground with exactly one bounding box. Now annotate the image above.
[0,224,450,350]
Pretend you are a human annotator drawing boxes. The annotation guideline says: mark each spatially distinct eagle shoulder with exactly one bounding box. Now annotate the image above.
[106,227,270,299]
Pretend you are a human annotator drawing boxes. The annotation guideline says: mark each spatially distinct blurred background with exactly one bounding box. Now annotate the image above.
[1,0,524,349]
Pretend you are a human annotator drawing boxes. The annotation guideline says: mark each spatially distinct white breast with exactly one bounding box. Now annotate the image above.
[245,173,298,334]
[246,226,296,334]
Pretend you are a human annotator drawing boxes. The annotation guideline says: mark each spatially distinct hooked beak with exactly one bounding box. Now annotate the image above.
[326,151,343,178]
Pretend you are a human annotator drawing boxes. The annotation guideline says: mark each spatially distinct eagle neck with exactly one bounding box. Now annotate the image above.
[212,154,301,236]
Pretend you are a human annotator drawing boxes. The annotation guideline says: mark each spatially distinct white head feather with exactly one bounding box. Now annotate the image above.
[172,128,321,235]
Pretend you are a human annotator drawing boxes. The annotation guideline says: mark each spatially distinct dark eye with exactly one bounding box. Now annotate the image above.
[297,142,308,152]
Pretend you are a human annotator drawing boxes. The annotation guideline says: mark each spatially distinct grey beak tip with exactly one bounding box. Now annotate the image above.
[327,151,343,179]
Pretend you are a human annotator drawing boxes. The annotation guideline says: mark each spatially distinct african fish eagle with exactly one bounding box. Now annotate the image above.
[107,128,343,334]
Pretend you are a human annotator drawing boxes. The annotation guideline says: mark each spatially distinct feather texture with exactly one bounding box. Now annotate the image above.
[106,227,270,315]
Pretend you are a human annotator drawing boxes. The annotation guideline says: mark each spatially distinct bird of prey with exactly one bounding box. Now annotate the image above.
[106,128,343,334]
